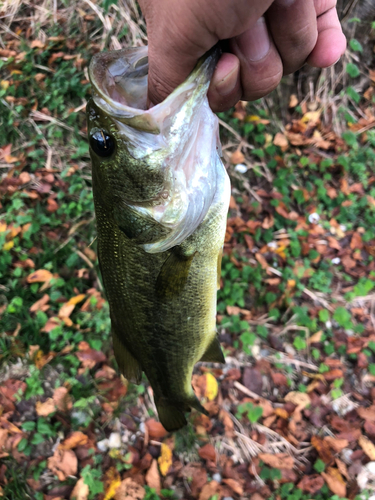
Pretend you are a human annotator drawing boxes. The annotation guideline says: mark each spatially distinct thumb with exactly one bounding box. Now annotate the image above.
[139,0,217,106]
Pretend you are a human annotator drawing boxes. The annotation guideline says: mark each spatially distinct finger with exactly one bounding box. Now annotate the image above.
[307,6,346,67]
[139,0,274,106]
[230,17,284,101]
[207,52,242,112]
[266,0,318,75]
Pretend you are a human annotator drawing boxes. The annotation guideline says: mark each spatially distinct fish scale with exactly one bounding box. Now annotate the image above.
[87,46,230,431]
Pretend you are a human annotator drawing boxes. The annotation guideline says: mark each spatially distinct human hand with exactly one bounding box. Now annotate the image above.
[139,0,346,112]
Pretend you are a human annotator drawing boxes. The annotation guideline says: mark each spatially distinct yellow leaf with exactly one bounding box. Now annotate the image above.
[247,115,260,122]
[10,69,22,75]
[0,222,6,232]
[0,81,9,90]
[205,373,218,401]
[2,240,14,251]
[158,443,172,476]
[359,435,375,460]
[67,294,86,306]
[103,467,121,500]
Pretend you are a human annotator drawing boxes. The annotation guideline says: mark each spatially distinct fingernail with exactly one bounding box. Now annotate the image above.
[236,17,270,62]
[215,64,239,96]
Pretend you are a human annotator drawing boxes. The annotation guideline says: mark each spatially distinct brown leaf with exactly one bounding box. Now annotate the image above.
[297,474,325,494]
[350,232,363,250]
[222,478,243,495]
[258,453,294,469]
[230,149,245,164]
[76,348,106,369]
[273,132,289,151]
[198,443,216,462]
[145,459,161,495]
[47,448,77,481]
[70,477,89,500]
[36,398,56,417]
[323,436,348,453]
[41,317,61,333]
[30,40,45,48]
[357,405,375,422]
[198,480,219,500]
[255,252,268,270]
[284,391,311,409]
[53,387,73,412]
[311,435,333,463]
[29,294,50,313]
[114,478,145,500]
[59,432,88,450]
[145,419,168,439]
[322,468,346,498]
[27,269,53,284]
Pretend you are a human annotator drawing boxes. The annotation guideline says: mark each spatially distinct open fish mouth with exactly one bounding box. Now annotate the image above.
[88,47,223,253]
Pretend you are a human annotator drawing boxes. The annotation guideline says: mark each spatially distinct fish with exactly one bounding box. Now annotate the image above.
[87,46,230,431]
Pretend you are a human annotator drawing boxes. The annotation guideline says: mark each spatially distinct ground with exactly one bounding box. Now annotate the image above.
[0,1,375,500]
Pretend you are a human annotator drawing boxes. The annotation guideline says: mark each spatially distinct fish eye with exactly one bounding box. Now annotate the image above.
[90,130,115,158]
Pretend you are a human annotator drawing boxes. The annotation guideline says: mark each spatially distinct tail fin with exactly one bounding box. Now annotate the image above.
[156,401,187,432]
[156,394,208,432]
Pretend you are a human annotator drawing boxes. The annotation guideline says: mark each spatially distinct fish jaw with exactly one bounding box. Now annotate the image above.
[88,46,222,253]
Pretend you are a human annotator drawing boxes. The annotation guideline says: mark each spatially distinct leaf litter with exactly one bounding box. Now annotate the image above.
[0,1,375,499]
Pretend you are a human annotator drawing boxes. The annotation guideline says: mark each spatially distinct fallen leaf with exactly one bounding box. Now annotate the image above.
[53,387,73,412]
[323,436,348,453]
[70,477,89,500]
[230,149,245,164]
[199,480,218,500]
[114,478,145,500]
[284,391,311,409]
[59,432,88,450]
[198,443,216,462]
[145,459,161,495]
[359,435,375,460]
[273,132,289,151]
[322,468,346,498]
[158,442,173,476]
[104,467,121,500]
[47,448,77,480]
[311,436,333,463]
[76,348,106,369]
[258,453,294,469]
[222,478,243,495]
[297,474,325,494]
[36,398,56,417]
[145,419,168,439]
[26,269,53,284]
[29,294,50,313]
[204,373,218,401]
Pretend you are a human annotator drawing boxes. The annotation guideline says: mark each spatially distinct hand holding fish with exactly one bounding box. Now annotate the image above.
[139,0,347,111]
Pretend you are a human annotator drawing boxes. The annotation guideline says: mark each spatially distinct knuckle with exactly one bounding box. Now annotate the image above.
[242,69,283,101]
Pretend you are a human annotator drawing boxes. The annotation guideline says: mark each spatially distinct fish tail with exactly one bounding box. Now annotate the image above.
[156,394,208,432]
[156,401,187,432]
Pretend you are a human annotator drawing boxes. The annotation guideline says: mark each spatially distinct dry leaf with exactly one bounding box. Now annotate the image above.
[258,453,294,469]
[29,294,50,313]
[158,442,173,476]
[322,468,346,498]
[198,443,216,462]
[311,436,333,463]
[230,149,245,164]
[114,478,145,500]
[145,459,161,494]
[204,373,218,401]
[104,467,121,500]
[53,387,73,412]
[145,419,168,439]
[324,436,348,453]
[273,132,289,151]
[48,448,77,480]
[27,269,53,284]
[36,398,56,417]
[70,477,89,500]
[359,435,375,460]
[198,480,218,500]
[59,431,88,450]
[284,391,311,409]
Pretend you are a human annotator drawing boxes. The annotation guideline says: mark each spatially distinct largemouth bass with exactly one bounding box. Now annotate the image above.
[87,46,230,431]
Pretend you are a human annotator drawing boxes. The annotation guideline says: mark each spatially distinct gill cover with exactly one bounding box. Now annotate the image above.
[89,46,222,253]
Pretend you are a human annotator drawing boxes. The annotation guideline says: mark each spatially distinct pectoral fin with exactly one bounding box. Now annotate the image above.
[112,330,142,384]
[156,249,196,298]
[200,336,225,363]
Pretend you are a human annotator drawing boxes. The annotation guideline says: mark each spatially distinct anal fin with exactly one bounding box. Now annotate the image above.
[112,331,142,384]
[200,336,225,364]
